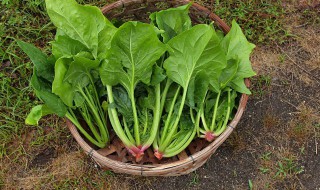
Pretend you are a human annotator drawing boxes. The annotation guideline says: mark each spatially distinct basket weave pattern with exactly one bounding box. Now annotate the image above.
[66,0,250,176]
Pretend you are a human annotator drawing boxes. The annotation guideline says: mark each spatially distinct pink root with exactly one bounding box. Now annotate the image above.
[205,131,216,142]
[154,150,163,160]
[127,146,145,162]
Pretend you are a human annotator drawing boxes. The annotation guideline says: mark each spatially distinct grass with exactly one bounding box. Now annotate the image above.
[210,0,291,44]
[1,0,319,189]
[251,74,272,98]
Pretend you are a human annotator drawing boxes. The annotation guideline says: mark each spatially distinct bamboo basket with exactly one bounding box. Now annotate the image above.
[66,0,251,176]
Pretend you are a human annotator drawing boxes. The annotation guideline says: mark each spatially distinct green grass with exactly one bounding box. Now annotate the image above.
[211,0,291,44]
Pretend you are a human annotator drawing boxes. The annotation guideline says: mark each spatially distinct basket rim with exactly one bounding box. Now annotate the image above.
[66,0,251,176]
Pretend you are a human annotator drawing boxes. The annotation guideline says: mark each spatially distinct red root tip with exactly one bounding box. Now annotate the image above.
[135,152,144,162]
[205,132,216,142]
[154,150,163,160]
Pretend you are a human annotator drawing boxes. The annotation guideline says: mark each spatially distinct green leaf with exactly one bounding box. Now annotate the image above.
[100,21,166,92]
[64,53,100,87]
[97,24,117,60]
[52,58,75,107]
[51,33,89,59]
[164,24,226,90]
[151,65,166,85]
[25,105,54,125]
[219,58,239,89]
[150,3,192,43]
[112,86,134,124]
[193,71,210,107]
[45,0,112,58]
[17,40,54,82]
[230,78,251,94]
[221,20,256,79]
[31,72,67,117]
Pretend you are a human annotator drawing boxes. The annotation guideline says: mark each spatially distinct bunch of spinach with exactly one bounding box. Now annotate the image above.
[149,5,255,159]
[19,0,117,148]
[20,0,255,160]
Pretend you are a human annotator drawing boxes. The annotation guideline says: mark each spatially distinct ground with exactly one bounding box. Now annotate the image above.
[0,0,319,189]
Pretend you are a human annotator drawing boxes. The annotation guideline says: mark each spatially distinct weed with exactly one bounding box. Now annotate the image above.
[259,167,270,174]
[251,75,272,98]
[189,171,199,186]
[248,179,253,190]
[260,152,272,161]
[274,156,304,179]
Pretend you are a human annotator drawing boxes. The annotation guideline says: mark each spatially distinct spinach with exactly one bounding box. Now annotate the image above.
[100,21,166,159]
[19,0,116,148]
[20,0,255,160]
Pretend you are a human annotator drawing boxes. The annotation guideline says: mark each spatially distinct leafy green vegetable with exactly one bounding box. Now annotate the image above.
[21,1,256,160]
[100,21,166,159]
[20,0,117,148]
[198,21,256,142]
[154,24,227,158]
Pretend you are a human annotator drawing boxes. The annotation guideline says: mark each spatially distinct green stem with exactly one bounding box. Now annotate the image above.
[66,111,104,148]
[214,90,231,136]
[152,128,160,150]
[159,87,188,152]
[106,85,134,147]
[164,127,197,158]
[142,109,148,136]
[79,104,101,142]
[88,75,107,127]
[129,87,140,146]
[210,91,221,131]
[160,79,172,115]
[195,104,203,137]
[160,86,181,145]
[78,86,108,142]
[123,117,135,144]
[84,86,108,141]
[201,111,209,131]
[142,84,162,149]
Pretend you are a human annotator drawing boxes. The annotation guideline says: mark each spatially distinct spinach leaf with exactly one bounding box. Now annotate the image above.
[100,21,166,89]
[17,40,54,82]
[164,24,226,90]
[45,0,115,58]
[30,70,67,117]
[52,58,75,107]
[150,3,192,43]
[25,105,54,125]
[221,20,256,93]
[51,32,89,59]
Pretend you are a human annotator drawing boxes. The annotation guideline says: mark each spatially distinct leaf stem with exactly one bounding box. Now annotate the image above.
[160,79,172,114]
[160,86,181,145]
[66,110,104,148]
[142,83,162,150]
[107,85,135,148]
[123,117,135,144]
[210,91,221,131]
[129,87,140,146]
[214,89,231,136]
[159,87,187,152]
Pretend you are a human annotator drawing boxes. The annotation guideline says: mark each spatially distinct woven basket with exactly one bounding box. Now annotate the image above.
[66,0,251,176]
